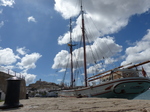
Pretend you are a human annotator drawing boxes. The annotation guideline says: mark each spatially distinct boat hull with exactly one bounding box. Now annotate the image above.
[58,77,150,99]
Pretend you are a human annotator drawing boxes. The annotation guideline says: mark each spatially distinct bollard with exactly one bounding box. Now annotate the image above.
[0,77,23,109]
[26,93,29,99]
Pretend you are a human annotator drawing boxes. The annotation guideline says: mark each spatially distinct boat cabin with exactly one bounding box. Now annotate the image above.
[101,69,139,82]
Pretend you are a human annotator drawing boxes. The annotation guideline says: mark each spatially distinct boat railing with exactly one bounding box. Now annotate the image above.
[88,68,149,85]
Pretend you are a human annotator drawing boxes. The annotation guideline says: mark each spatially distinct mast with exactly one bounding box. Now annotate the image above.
[69,18,74,88]
[81,0,88,87]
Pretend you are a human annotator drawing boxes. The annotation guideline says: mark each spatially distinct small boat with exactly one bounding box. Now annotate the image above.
[56,0,150,99]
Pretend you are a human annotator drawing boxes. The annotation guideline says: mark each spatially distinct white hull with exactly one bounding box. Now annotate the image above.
[58,77,150,99]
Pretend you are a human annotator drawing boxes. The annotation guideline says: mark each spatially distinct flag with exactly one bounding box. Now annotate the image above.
[142,67,147,77]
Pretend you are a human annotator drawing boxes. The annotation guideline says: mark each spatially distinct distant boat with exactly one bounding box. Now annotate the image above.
[57,0,150,99]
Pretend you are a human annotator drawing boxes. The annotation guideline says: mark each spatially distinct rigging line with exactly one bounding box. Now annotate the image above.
[84,30,104,68]
[75,0,81,13]
[74,67,83,86]
[103,38,119,68]
[84,27,97,63]
[62,58,69,85]
[74,37,86,85]
[84,32,103,76]
[83,11,113,63]
[89,16,102,36]
[83,2,103,37]
[84,19,106,63]
[62,44,72,86]
[73,35,82,68]
[71,39,82,85]
[74,47,83,71]
[80,15,104,76]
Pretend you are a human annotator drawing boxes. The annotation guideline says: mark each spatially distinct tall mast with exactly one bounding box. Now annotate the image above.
[81,0,88,87]
[69,18,74,88]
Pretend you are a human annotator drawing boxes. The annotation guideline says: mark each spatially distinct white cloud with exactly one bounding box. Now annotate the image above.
[0,0,15,7]
[0,47,41,84]
[104,58,118,65]
[58,69,66,73]
[0,21,4,28]
[16,47,28,55]
[57,79,62,82]
[87,63,104,75]
[0,48,17,65]
[27,16,37,23]
[52,50,69,69]
[55,0,150,45]
[58,14,101,45]
[22,72,36,85]
[53,0,150,76]
[121,29,150,65]
[52,36,122,69]
[17,53,42,70]
[54,0,80,19]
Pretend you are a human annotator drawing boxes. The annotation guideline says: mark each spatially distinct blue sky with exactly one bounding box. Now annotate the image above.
[0,0,150,85]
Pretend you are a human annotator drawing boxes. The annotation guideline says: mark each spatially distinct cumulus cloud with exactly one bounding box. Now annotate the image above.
[27,16,37,23]
[55,0,150,45]
[0,48,17,65]
[58,69,66,73]
[17,53,42,70]
[0,0,15,7]
[0,47,42,84]
[53,0,150,77]
[16,47,28,55]
[121,29,150,65]
[52,37,122,70]
[54,0,80,19]
[21,72,36,85]
[58,14,101,45]
[16,52,42,84]
[87,63,104,75]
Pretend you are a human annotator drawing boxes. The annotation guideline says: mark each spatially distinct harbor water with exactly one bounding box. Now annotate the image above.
[134,89,150,100]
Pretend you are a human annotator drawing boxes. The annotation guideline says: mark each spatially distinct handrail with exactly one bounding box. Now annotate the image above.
[88,60,150,82]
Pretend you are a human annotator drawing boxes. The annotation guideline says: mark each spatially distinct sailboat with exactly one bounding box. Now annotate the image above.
[57,1,150,99]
